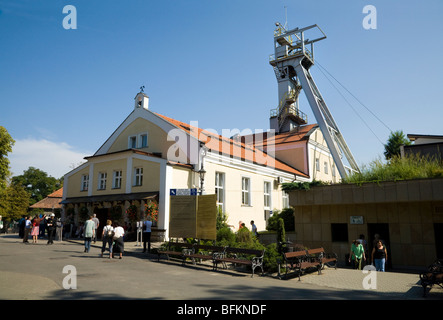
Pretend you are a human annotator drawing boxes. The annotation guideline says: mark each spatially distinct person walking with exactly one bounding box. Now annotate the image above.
[92,214,100,243]
[250,220,258,237]
[23,216,32,243]
[112,222,125,259]
[83,215,95,253]
[31,215,43,244]
[46,214,56,245]
[143,216,152,253]
[371,240,388,272]
[101,220,114,258]
[349,239,366,270]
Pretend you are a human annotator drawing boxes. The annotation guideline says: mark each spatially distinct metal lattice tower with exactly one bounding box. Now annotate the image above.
[269,23,359,178]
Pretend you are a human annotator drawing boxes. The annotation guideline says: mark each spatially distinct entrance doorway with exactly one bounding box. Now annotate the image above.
[367,223,392,270]
[434,224,443,260]
[93,208,109,240]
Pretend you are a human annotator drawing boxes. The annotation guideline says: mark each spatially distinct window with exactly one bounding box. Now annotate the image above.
[139,133,148,148]
[332,164,336,177]
[282,191,289,209]
[129,136,137,149]
[134,167,143,186]
[81,174,89,191]
[324,161,328,174]
[331,223,348,242]
[113,170,122,189]
[215,172,225,212]
[264,181,271,209]
[241,177,251,206]
[316,158,320,171]
[98,172,107,190]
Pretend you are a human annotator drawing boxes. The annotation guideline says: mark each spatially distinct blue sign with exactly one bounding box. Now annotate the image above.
[170,188,198,196]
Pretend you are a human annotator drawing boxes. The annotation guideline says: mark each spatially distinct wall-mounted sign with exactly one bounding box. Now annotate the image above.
[350,216,364,224]
[170,188,197,196]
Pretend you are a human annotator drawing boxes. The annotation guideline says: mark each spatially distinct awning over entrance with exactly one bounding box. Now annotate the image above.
[60,192,158,204]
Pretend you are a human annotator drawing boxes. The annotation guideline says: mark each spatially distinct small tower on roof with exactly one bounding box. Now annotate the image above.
[134,85,149,110]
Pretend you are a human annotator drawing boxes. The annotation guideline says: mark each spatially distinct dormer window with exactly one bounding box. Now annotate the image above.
[139,133,148,148]
[129,136,137,149]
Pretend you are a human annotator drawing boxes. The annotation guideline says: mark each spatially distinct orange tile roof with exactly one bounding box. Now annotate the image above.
[47,187,63,198]
[155,113,308,178]
[30,188,63,209]
[250,124,318,148]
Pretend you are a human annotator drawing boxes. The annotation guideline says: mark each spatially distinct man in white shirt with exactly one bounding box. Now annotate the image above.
[92,214,100,243]
[23,216,32,243]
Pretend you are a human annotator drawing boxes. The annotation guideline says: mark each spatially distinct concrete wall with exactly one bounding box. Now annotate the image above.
[288,178,443,268]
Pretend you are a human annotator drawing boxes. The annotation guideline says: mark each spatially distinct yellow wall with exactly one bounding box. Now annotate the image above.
[65,155,162,198]
[107,117,174,157]
[93,159,127,195]
[172,166,194,189]
[309,128,340,183]
[66,166,90,198]
[132,158,160,192]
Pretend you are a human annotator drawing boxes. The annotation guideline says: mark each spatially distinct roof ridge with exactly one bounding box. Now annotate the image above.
[154,112,308,177]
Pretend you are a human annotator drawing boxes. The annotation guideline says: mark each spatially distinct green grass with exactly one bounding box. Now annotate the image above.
[343,154,443,184]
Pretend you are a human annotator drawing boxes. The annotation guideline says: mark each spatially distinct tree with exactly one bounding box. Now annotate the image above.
[384,130,411,160]
[0,126,15,190]
[0,184,30,221]
[11,167,61,206]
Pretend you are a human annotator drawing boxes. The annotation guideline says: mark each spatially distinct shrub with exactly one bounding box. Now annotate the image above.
[216,226,236,246]
[266,208,295,232]
[343,154,443,184]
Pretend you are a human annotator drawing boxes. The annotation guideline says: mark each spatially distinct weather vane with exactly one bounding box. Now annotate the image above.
[140,85,145,93]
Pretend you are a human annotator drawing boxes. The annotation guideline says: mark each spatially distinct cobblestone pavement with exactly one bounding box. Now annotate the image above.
[0,234,442,302]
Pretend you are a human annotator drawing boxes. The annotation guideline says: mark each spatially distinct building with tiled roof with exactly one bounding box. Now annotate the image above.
[30,187,63,211]
[61,90,339,239]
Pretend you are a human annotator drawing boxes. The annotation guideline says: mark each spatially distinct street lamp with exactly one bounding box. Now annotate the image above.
[198,167,206,195]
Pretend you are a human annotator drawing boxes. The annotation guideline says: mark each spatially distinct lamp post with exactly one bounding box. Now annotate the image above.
[198,167,206,195]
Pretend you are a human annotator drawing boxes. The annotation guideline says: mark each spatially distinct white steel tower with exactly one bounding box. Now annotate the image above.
[269,23,359,178]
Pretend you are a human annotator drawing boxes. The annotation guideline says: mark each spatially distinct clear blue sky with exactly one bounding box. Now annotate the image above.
[1,0,442,178]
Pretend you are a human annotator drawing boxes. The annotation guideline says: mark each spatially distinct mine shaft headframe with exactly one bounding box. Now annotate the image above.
[271,23,327,69]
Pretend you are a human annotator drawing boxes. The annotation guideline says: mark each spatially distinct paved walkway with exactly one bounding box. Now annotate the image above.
[0,234,442,302]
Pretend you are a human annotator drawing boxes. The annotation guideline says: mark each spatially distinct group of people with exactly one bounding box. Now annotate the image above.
[83,215,125,259]
[238,220,259,237]
[19,214,59,244]
[348,234,388,272]
[83,214,153,260]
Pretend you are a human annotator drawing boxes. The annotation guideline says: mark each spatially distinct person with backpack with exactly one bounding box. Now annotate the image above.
[101,220,114,258]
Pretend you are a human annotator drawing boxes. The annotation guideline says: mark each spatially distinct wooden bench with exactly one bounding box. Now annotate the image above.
[185,244,225,269]
[306,247,337,270]
[157,242,194,265]
[214,247,265,277]
[420,259,443,297]
[280,250,322,280]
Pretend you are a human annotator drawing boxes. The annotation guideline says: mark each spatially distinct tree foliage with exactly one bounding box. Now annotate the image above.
[0,184,30,220]
[384,130,411,160]
[11,167,61,206]
[0,126,15,190]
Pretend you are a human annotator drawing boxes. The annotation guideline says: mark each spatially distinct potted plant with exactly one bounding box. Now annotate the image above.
[126,204,139,222]
[145,200,158,226]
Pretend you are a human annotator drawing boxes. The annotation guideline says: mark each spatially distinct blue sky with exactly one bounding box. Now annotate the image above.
[1,0,442,179]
